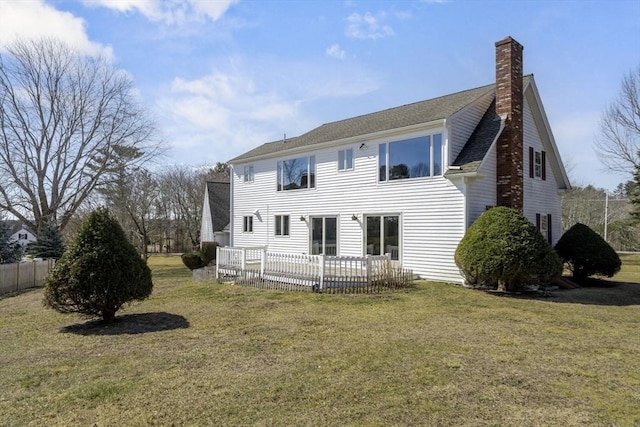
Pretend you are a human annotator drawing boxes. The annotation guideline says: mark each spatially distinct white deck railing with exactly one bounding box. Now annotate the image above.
[216,247,394,290]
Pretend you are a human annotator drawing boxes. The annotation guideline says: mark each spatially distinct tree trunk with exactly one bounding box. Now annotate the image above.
[497,279,507,292]
[102,308,117,323]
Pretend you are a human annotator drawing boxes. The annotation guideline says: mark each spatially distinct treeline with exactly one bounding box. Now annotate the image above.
[62,163,229,258]
[561,183,639,252]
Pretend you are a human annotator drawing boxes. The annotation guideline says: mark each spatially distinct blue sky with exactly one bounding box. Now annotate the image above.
[0,0,639,190]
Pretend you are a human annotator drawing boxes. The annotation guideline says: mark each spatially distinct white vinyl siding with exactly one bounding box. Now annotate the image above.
[523,99,561,244]
[447,92,495,164]
[466,142,498,227]
[231,127,466,284]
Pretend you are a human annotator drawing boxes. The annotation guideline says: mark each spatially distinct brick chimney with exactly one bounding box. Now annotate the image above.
[495,36,524,212]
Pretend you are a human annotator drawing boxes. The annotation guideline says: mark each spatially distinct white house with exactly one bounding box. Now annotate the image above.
[227,37,570,284]
[200,181,231,247]
[4,221,36,248]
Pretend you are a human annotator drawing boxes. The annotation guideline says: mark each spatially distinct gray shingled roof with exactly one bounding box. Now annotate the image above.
[206,181,230,233]
[445,100,504,176]
[230,83,496,163]
[445,75,532,176]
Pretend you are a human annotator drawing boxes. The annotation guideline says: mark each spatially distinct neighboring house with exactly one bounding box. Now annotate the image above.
[4,221,37,248]
[227,37,570,284]
[200,181,231,247]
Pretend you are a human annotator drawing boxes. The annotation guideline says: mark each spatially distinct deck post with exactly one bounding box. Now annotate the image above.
[241,248,247,272]
[366,255,371,287]
[319,254,325,291]
[215,246,220,280]
[260,246,266,277]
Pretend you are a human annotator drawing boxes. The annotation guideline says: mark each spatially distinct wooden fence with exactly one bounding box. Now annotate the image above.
[0,259,55,295]
[216,247,414,293]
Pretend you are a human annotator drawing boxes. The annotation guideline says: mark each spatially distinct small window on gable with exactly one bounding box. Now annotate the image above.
[244,165,254,182]
[529,147,546,180]
[275,215,290,236]
[243,216,253,233]
[338,148,354,171]
[18,233,27,240]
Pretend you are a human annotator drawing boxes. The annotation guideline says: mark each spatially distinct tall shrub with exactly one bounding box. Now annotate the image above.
[455,207,562,291]
[44,207,152,323]
[554,223,621,282]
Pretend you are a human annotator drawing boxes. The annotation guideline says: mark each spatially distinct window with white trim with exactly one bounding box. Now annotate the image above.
[536,213,552,244]
[243,216,253,233]
[244,165,254,182]
[365,215,400,260]
[277,156,315,191]
[275,215,290,236]
[379,133,443,181]
[18,233,28,240]
[338,148,353,171]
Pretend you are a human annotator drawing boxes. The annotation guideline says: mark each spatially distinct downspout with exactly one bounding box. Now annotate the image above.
[229,165,234,247]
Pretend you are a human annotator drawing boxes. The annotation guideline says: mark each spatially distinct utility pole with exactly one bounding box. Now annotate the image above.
[604,191,609,242]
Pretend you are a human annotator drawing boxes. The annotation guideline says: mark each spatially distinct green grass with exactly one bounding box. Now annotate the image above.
[1,255,639,426]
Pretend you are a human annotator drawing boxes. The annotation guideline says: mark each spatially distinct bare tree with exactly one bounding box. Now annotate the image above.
[0,38,161,234]
[157,166,207,251]
[101,168,159,259]
[594,65,640,174]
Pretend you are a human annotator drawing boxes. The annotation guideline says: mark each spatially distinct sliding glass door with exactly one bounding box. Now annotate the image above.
[311,217,337,255]
[365,215,400,260]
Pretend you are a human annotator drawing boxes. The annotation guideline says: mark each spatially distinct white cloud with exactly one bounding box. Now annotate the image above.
[326,44,346,59]
[0,0,111,57]
[83,0,238,25]
[346,12,394,40]
[155,59,382,164]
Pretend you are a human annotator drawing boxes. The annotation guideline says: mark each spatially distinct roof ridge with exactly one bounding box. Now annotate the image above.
[312,82,496,130]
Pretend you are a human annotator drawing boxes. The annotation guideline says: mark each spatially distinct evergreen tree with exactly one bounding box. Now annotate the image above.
[44,207,153,323]
[27,220,66,260]
[455,207,563,292]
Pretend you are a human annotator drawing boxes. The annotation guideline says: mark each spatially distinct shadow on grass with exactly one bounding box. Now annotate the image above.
[61,312,190,335]
[489,281,640,306]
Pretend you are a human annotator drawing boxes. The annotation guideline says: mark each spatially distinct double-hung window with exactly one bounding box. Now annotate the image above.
[275,215,290,236]
[244,166,254,182]
[277,156,316,191]
[379,133,443,181]
[338,148,353,171]
[529,147,546,180]
[536,213,552,244]
[243,216,253,233]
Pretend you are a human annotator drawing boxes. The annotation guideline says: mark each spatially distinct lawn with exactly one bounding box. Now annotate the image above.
[0,254,639,426]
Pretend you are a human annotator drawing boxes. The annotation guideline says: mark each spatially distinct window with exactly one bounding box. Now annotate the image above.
[365,215,400,260]
[18,233,27,240]
[536,213,552,244]
[244,165,254,182]
[275,215,290,236]
[338,148,354,171]
[379,133,443,181]
[243,216,253,233]
[529,147,546,180]
[277,156,315,191]
[311,217,337,255]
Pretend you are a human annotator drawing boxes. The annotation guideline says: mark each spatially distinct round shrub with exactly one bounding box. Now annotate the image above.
[199,241,218,266]
[43,207,152,323]
[455,206,563,291]
[554,223,621,282]
[181,252,204,270]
